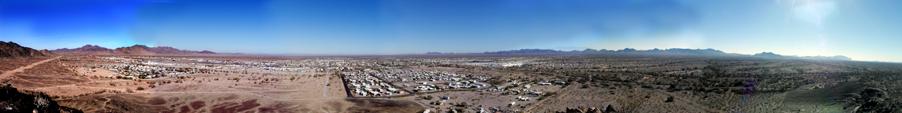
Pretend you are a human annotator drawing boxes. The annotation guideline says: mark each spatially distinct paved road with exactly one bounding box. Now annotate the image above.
[0,56,61,81]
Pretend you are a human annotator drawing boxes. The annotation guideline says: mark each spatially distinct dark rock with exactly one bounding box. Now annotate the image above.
[0,84,83,113]
[604,105,616,113]
[665,96,675,103]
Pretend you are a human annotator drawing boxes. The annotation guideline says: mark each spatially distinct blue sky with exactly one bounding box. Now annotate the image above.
[1,0,900,62]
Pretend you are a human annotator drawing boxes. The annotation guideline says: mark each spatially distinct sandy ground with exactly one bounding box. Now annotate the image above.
[3,55,424,113]
[0,57,48,73]
[0,56,59,81]
[525,83,724,113]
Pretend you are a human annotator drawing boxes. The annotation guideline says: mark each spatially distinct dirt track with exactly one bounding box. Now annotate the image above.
[0,56,60,81]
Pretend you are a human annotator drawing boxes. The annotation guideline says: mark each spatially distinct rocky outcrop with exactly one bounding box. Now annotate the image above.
[0,84,83,113]
[840,88,902,113]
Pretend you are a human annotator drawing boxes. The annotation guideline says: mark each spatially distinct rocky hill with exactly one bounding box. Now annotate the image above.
[53,44,216,56]
[0,84,83,113]
[0,41,47,58]
[51,45,114,55]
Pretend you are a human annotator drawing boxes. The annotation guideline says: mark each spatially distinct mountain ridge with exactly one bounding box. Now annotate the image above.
[754,52,851,61]
[51,44,216,56]
[457,48,852,61]
[0,41,48,58]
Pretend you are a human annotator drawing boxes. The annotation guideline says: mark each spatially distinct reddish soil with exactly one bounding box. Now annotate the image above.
[346,98,426,113]
[0,57,47,71]
[190,101,205,109]
[211,99,262,113]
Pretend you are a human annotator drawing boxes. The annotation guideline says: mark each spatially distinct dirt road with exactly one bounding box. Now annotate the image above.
[0,56,61,81]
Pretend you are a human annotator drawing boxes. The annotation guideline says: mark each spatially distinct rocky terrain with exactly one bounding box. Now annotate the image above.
[0,84,83,113]
[0,41,48,58]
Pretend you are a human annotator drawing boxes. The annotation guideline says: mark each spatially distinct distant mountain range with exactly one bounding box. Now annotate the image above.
[472,48,851,61]
[484,48,729,56]
[52,44,216,56]
[0,41,49,58]
[753,52,851,61]
[0,40,855,61]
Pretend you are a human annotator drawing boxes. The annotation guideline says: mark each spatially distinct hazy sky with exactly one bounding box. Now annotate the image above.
[1,0,900,62]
